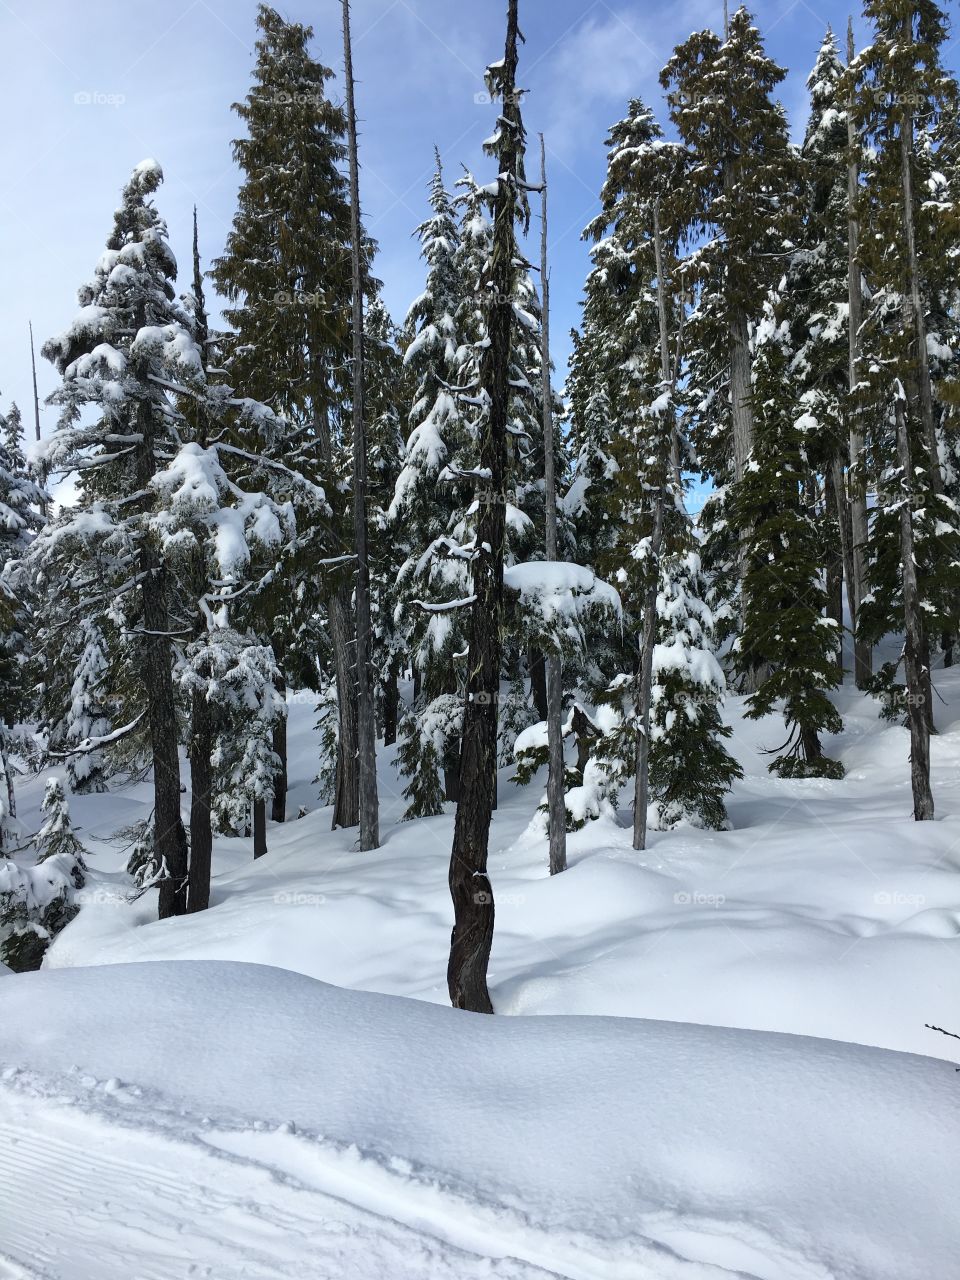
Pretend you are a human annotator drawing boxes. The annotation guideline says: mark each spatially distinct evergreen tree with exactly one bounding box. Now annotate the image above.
[661,7,797,662]
[573,97,741,832]
[389,156,471,816]
[0,776,85,972]
[0,399,45,852]
[737,294,844,776]
[211,3,366,832]
[39,160,190,915]
[850,0,960,815]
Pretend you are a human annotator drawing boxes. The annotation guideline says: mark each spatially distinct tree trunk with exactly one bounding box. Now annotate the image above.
[894,391,934,820]
[729,307,765,695]
[329,583,359,829]
[634,202,672,852]
[187,686,213,912]
[343,0,380,852]
[382,662,399,747]
[0,734,14,852]
[271,663,287,824]
[143,544,189,919]
[529,649,548,721]
[572,705,598,777]
[448,0,522,1013]
[539,135,566,877]
[846,19,872,688]
[898,63,941,497]
[824,463,847,649]
[253,798,267,858]
[134,375,188,920]
[443,761,460,803]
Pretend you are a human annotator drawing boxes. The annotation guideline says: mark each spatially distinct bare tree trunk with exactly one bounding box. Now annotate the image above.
[634,201,672,853]
[899,74,941,496]
[448,0,523,1013]
[343,0,380,852]
[894,389,934,820]
[846,20,872,688]
[253,798,267,858]
[132,353,188,919]
[825,463,848,656]
[28,321,42,444]
[529,649,548,720]
[188,686,213,912]
[142,544,189,918]
[382,661,399,747]
[271,663,287,824]
[329,585,359,828]
[729,309,765,695]
[0,735,15,852]
[539,135,566,876]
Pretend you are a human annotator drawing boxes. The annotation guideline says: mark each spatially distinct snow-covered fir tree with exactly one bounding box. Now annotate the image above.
[37,160,193,915]
[211,3,369,833]
[849,0,960,797]
[0,776,85,972]
[0,397,45,852]
[660,7,797,661]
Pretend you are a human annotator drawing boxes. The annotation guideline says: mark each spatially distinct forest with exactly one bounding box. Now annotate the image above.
[1,1,959,1272]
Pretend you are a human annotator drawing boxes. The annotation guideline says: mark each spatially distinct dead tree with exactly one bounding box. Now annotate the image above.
[539,135,566,876]
[342,0,380,850]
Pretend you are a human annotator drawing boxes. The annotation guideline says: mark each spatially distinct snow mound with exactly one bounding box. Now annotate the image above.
[1,960,957,1279]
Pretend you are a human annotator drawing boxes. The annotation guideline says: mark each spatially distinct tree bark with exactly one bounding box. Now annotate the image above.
[253,798,267,858]
[824,463,848,649]
[382,662,399,747]
[329,583,359,828]
[898,51,941,497]
[187,686,213,912]
[633,202,672,852]
[898,52,939,739]
[132,354,188,919]
[271,716,287,824]
[894,390,934,820]
[529,649,548,720]
[142,544,189,918]
[0,735,15,852]
[539,135,566,877]
[448,0,523,1013]
[633,498,665,852]
[729,308,766,695]
[846,18,872,688]
[343,0,380,852]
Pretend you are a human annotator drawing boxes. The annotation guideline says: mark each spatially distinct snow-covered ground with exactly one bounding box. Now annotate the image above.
[2,672,960,1276]
[3,961,959,1280]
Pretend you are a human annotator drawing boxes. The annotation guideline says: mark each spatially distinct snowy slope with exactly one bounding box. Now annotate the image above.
[30,676,960,1059]
[2,960,959,1280]
[3,674,960,1275]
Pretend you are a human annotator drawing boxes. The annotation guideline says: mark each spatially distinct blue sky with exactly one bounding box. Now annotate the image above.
[0,0,935,439]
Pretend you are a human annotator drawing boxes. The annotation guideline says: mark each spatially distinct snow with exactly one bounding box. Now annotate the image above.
[5,669,960,1274]
[504,560,622,617]
[2,959,959,1280]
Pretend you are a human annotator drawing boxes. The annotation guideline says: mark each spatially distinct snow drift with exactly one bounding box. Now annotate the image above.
[1,960,957,1279]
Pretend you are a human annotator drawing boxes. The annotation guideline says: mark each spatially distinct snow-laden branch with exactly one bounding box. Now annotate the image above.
[46,712,147,759]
